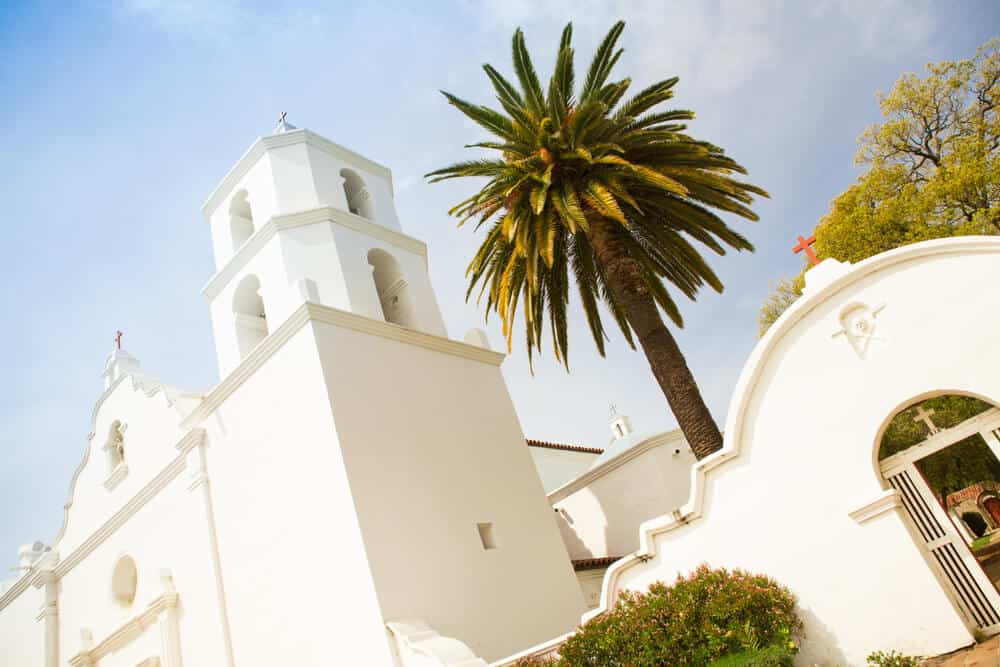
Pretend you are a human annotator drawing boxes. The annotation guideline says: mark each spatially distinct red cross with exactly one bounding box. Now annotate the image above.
[115,330,124,350]
[793,234,820,266]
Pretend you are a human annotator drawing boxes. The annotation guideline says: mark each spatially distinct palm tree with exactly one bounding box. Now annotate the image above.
[426,21,767,459]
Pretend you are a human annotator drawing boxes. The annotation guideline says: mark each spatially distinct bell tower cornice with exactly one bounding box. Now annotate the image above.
[201,128,395,219]
[200,206,429,301]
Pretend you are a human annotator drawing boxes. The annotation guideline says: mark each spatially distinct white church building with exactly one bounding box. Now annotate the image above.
[0,121,594,666]
[4,119,1000,667]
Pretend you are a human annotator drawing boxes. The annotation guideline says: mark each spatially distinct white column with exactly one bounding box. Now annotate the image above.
[35,572,59,667]
[187,439,237,667]
[158,571,183,667]
[950,509,976,543]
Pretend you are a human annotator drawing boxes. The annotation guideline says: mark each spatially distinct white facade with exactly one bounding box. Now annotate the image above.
[0,124,585,666]
[551,427,696,562]
[514,238,1000,666]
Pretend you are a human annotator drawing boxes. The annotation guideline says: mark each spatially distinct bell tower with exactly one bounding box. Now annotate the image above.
[190,118,587,664]
[200,118,447,376]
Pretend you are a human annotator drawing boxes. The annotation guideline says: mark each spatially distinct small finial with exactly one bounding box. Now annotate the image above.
[115,330,124,351]
[274,112,297,134]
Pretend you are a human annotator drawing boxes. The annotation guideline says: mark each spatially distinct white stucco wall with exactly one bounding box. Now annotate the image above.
[527,446,600,493]
[590,239,1000,666]
[200,323,397,667]
[550,431,695,560]
[0,582,45,666]
[575,568,609,609]
[311,314,585,662]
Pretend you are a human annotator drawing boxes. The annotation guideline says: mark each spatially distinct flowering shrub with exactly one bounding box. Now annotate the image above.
[867,650,920,667]
[542,565,801,667]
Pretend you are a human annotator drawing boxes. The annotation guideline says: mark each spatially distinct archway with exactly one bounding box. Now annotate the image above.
[878,393,1000,633]
[985,498,1000,527]
[341,169,374,220]
[233,275,268,359]
[229,190,254,252]
[367,249,416,328]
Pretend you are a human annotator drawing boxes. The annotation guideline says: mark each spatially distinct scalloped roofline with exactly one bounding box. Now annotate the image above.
[579,236,1000,623]
[51,372,201,550]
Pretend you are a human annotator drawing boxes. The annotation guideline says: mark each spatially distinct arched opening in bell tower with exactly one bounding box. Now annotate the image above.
[233,274,268,359]
[341,169,374,220]
[229,190,254,252]
[367,249,416,328]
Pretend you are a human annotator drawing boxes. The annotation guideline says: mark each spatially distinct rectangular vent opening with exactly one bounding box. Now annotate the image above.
[477,522,497,550]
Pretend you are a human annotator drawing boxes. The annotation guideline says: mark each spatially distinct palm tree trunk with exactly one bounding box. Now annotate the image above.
[588,217,724,459]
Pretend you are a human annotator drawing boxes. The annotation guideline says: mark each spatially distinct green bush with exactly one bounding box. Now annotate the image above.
[553,564,801,667]
[513,656,559,666]
[867,650,920,667]
[708,644,797,667]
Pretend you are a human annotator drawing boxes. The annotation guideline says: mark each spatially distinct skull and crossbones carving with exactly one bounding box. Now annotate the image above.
[832,303,886,359]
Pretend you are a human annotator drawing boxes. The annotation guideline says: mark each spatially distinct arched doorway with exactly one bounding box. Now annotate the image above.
[878,394,1000,634]
[985,497,1000,527]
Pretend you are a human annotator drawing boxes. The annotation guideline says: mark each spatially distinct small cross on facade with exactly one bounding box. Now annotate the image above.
[913,406,940,436]
[793,234,820,266]
[115,330,124,351]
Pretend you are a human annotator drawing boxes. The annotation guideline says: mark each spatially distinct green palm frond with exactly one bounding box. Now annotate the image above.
[427,20,768,368]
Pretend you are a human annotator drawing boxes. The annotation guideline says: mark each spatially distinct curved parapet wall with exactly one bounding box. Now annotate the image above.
[583,237,1000,665]
[386,619,488,667]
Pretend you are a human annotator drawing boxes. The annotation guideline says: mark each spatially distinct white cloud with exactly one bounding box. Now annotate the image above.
[470,0,783,96]
[813,0,933,54]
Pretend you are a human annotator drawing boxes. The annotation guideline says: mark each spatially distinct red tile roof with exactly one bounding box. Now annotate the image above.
[526,439,604,455]
[572,556,622,572]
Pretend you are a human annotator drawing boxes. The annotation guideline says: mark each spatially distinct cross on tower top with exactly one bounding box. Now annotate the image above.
[913,406,940,436]
[114,330,124,351]
[793,234,820,266]
[279,111,287,124]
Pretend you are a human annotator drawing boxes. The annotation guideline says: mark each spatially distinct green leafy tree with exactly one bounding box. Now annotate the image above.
[427,22,767,458]
[759,38,1000,335]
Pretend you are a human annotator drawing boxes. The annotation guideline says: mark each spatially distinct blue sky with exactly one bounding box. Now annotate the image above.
[1,0,997,565]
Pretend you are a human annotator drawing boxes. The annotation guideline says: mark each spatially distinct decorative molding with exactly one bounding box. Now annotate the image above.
[49,430,205,582]
[576,236,1000,629]
[68,587,179,666]
[306,303,505,365]
[53,372,197,552]
[201,128,394,216]
[831,302,887,359]
[103,463,129,491]
[547,429,685,503]
[181,302,505,430]
[848,489,903,524]
[200,205,428,301]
